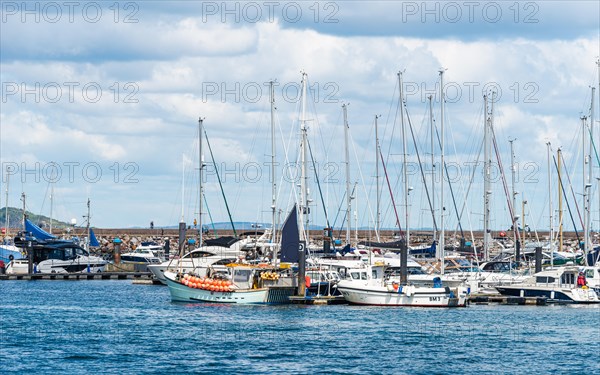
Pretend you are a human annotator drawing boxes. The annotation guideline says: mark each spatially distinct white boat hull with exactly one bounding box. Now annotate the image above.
[337,282,468,307]
[7,257,107,274]
[164,271,294,304]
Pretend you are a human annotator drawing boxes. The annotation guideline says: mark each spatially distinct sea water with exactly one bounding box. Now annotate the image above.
[1,280,598,374]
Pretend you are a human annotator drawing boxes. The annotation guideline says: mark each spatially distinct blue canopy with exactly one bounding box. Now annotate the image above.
[25,219,56,240]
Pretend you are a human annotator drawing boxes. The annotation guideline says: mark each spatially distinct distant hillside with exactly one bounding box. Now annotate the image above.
[0,206,71,230]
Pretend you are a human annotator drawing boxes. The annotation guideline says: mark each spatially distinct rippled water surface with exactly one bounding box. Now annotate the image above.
[1,280,598,374]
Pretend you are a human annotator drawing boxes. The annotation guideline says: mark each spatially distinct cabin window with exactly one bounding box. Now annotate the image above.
[350,272,360,280]
[63,248,76,260]
[361,272,367,280]
[560,273,574,285]
[233,269,252,283]
[48,249,63,260]
[585,270,594,278]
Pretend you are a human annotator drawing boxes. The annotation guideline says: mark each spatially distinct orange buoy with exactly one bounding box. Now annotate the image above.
[305,276,311,288]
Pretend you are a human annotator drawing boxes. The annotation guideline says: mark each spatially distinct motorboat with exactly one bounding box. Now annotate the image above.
[120,242,166,264]
[336,264,468,307]
[164,264,296,304]
[495,266,600,303]
[7,235,107,274]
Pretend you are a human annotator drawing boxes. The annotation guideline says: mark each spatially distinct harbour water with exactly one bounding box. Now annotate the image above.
[1,280,598,374]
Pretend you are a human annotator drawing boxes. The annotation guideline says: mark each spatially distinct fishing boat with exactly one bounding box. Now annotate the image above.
[495,266,600,303]
[164,265,296,304]
[336,264,468,307]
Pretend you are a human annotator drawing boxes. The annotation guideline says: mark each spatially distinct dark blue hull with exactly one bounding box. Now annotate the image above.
[495,287,578,303]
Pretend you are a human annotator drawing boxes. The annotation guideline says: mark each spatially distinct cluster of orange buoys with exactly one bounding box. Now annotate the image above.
[180,274,234,292]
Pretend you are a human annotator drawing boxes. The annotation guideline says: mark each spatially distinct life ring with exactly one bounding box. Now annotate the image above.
[8,254,14,261]
[305,275,311,288]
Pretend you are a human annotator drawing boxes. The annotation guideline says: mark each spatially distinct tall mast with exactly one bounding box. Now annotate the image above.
[483,94,491,262]
[558,148,563,252]
[21,192,26,229]
[86,198,91,272]
[269,81,277,243]
[547,141,554,267]
[49,181,54,235]
[4,170,9,233]
[343,103,351,246]
[399,71,409,247]
[299,72,309,242]
[198,117,204,246]
[429,95,436,243]
[439,69,445,274]
[375,115,381,242]
[590,87,595,262]
[509,138,518,259]
[181,154,185,223]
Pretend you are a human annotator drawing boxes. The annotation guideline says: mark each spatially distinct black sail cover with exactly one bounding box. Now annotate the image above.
[280,205,300,263]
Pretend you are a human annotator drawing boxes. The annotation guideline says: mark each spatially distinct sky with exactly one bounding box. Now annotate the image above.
[1,1,599,235]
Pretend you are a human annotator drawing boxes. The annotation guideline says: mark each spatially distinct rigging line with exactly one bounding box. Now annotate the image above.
[380,148,403,236]
[203,191,217,236]
[559,151,584,229]
[335,185,357,241]
[490,123,521,242]
[404,103,438,233]
[348,124,377,232]
[552,153,582,243]
[306,138,332,229]
[204,129,237,237]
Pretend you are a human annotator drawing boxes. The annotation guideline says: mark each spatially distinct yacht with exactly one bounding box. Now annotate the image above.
[7,235,106,274]
[495,266,600,303]
[120,242,166,264]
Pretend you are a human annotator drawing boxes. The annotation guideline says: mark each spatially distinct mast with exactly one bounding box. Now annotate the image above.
[21,192,26,229]
[4,170,9,233]
[583,110,591,264]
[343,103,351,246]
[439,69,445,274]
[269,81,277,244]
[547,142,554,267]
[86,198,91,272]
[558,148,563,252]
[399,71,409,247]
[198,117,204,246]
[375,115,381,241]
[483,94,491,262]
[590,86,595,264]
[509,139,519,260]
[429,95,436,243]
[299,72,309,242]
[49,181,54,235]
[181,154,185,223]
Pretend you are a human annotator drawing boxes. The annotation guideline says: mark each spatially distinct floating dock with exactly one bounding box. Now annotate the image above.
[468,294,547,305]
[0,272,153,281]
[289,295,347,305]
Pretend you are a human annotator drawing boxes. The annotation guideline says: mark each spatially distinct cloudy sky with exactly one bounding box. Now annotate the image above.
[1,1,599,236]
